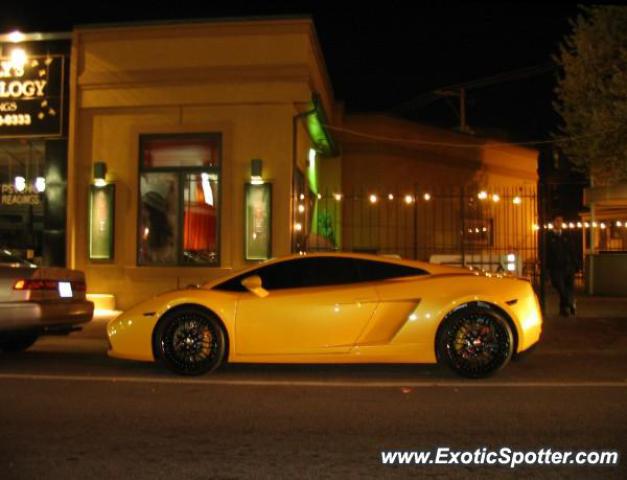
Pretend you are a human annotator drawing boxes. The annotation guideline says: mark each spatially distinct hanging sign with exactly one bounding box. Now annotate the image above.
[0,54,64,138]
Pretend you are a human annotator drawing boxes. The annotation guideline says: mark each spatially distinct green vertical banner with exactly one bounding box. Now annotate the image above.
[89,184,115,261]
[245,183,272,261]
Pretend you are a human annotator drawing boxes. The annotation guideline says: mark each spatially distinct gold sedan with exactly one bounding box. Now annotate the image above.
[107,253,542,378]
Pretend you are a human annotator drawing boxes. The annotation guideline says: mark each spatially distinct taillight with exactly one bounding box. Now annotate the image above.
[14,279,60,290]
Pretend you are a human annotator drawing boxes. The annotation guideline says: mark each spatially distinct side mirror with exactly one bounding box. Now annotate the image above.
[241,275,269,298]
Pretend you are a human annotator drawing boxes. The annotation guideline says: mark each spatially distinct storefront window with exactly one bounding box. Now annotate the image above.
[0,139,46,263]
[138,134,220,266]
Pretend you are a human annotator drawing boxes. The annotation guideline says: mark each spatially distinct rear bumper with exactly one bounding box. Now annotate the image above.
[0,300,94,332]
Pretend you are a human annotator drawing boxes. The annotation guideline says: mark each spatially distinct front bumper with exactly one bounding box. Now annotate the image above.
[0,300,94,332]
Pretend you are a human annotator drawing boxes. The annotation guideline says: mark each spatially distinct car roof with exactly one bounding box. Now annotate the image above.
[202,252,467,288]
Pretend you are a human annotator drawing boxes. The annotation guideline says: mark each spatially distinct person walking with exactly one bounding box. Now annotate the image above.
[547,215,579,316]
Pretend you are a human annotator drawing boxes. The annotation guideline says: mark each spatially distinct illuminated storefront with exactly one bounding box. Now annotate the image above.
[0,32,70,266]
[67,18,336,309]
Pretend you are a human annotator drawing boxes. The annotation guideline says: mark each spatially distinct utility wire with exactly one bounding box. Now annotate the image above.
[324,124,606,149]
[390,63,557,113]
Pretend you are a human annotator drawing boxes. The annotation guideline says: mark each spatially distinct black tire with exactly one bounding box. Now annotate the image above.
[0,332,39,353]
[436,305,514,378]
[154,307,226,376]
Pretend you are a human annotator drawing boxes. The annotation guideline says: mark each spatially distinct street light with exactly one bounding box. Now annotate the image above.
[8,30,26,43]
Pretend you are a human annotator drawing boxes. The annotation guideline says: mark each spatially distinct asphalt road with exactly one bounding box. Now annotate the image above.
[0,316,625,480]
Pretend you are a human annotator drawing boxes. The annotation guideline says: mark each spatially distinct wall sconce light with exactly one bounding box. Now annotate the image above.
[250,158,263,185]
[94,161,107,187]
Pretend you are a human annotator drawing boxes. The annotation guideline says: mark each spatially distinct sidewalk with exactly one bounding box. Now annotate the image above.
[543,290,627,319]
[71,310,120,339]
[538,290,627,355]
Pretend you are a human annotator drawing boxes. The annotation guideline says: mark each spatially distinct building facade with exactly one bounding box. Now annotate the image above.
[2,18,541,311]
[67,18,335,309]
[0,33,71,268]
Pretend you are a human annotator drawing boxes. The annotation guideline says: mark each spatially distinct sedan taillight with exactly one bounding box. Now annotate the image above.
[14,279,59,290]
[13,279,85,291]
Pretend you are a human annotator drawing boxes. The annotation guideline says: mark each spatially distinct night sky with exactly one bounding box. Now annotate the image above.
[2,2,582,141]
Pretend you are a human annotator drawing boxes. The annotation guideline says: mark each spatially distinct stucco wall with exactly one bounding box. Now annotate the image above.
[68,19,332,309]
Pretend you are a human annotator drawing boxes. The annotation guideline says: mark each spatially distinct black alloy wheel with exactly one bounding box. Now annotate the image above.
[437,305,514,378]
[155,307,226,376]
[0,331,39,353]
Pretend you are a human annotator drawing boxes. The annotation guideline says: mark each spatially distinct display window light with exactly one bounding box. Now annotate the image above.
[14,176,26,192]
[35,177,46,193]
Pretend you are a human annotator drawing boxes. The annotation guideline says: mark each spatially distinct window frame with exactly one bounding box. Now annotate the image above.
[137,133,222,267]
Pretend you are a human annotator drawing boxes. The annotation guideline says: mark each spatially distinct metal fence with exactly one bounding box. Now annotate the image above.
[298,185,540,287]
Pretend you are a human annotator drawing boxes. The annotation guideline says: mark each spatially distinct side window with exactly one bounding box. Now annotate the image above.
[259,257,359,290]
[213,257,362,292]
[257,260,303,290]
[213,260,302,292]
[298,257,359,288]
[354,259,427,282]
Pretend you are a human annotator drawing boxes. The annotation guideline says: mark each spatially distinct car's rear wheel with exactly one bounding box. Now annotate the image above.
[155,307,226,376]
[437,305,514,378]
[0,331,39,353]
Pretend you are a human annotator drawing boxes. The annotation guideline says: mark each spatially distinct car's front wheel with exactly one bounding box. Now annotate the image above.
[437,305,514,378]
[0,331,39,353]
[154,307,226,376]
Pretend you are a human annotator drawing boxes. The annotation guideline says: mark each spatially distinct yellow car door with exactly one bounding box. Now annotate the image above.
[235,257,378,356]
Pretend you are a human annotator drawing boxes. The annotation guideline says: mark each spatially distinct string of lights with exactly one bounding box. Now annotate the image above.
[292,191,626,233]
[536,221,627,231]
[297,190,524,205]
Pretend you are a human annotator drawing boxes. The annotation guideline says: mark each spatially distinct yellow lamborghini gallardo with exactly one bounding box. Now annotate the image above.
[107,253,542,378]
